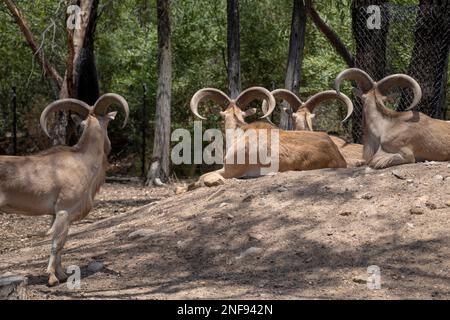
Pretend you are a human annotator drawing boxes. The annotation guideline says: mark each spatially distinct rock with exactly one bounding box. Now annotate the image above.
[392,170,406,180]
[247,233,262,241]
[175,186,188,194]
[425,201,437,210]
[241,195,254,202]
[0,275,28,300]
[410,208,424,215]
[128,229,153,239]
[365,167,374,174]
[352,277,366,284]
[433,174,444,181]
[360,192,373,200]
[236,247,263,260]
[87,261,104,273]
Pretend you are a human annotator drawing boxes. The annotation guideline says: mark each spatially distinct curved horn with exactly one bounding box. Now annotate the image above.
[93,93,129,128]
[263,89,304,114]
[303,90,354,122]
[376,74,422,110]
[40,99,92,138]
[235,86,276,119]
[335,68,375,94]
[190,88,231,120]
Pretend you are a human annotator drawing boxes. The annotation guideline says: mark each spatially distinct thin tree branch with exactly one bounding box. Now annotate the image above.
[2,0,63,89]
[306,0,355,67]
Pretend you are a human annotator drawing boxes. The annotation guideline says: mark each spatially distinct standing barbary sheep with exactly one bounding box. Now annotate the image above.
[261,89,365,167]
[0,94,129,286]
[188,87,347,189]
[335,68,450,169]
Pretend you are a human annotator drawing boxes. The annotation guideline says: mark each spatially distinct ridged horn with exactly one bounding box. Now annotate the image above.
[40,99,92,138]
[335,68,375,94]
[302,90,354,122]
[93,93,129,128]
[235,86,276,119]
[190,88,231,120]
[376,74,422,111]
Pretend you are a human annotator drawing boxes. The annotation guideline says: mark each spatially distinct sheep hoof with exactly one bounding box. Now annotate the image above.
[48,273,60,287]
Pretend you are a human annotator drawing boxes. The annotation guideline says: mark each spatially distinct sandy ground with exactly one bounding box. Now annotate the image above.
[0,162,449,300]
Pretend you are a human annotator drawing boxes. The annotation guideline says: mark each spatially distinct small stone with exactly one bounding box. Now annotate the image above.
[227,213,234,219]
[392,170,406,180]
[445,201,450,207]
[87,261,103,273]
[241,195,254,202]
[277,186,288,192]
[406,179,414,184]
[410,208,424,215]
[425,201,437,210]
[433,174,444,181]
[360,192,373,200]
[128,229,153,239]
[219,202,228,208]
[352,277,366,284]
[175,186,187,194]
[248,233,262,241]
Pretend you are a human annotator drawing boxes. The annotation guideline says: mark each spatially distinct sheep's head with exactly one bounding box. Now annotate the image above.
[261,89,353,131]
[40,93,129,155]
[335,68,422,110]
[190,87,276,130]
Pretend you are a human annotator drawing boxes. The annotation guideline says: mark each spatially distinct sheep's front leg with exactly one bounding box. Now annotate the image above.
[369,147,415,169]
[47,210,70,286]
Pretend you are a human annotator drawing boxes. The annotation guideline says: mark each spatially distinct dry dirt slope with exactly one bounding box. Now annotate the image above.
[0,162,449,299]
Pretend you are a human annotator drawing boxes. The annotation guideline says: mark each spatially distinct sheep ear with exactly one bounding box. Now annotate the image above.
[107,111,118,120]
[352,87,363,98]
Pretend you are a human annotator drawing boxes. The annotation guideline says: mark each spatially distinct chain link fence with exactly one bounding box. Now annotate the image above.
[313,2,450,144]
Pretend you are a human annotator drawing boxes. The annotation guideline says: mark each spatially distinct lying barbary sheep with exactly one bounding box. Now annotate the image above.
[0,94,129,286]
[261,89,364,167]
[335,68,450,169]
[187,87,347,189]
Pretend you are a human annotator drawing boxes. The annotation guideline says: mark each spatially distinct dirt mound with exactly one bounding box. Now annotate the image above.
[0,162,449,299]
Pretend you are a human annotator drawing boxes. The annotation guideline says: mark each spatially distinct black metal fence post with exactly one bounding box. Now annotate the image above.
[12,86,17,155]
[142,83,148,179]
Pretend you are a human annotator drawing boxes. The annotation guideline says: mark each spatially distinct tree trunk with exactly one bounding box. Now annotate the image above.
[398,0,450,119]
[227,0,241,99]
[146,0,172,186]
[59,0,100,145]
[351,0,389,143]
[280,0,307,130]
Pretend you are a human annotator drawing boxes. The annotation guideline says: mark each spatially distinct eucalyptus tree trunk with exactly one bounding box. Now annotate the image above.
[64,0,100,145]
[351,0,389,143]
[227,0,241,99]
[280,0,307,130]
[398,0,450,119]
[147,0,172,186]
